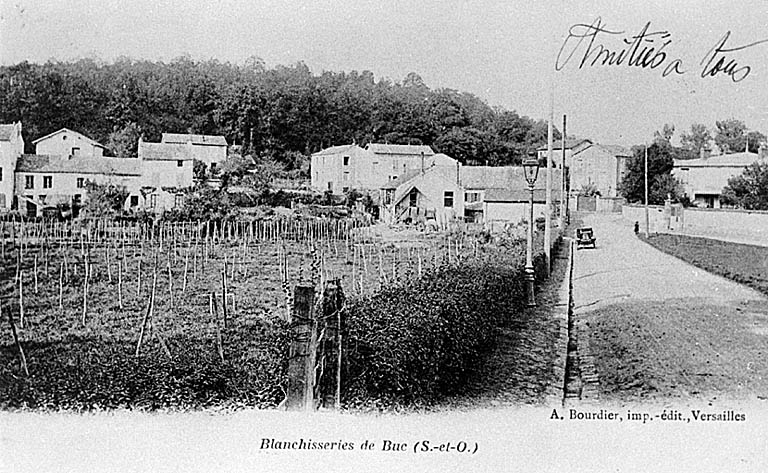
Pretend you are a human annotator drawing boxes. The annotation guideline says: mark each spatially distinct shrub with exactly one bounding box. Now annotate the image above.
[342,243,527,406]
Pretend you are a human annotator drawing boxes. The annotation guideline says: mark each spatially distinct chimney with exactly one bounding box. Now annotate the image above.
[456,161,460,185]
[420,151,424,174]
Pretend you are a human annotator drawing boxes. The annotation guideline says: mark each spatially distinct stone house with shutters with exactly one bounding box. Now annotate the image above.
[0,122,224,217]
[310,143,443,194]
[673,149,766,208]
[379,161,562,225]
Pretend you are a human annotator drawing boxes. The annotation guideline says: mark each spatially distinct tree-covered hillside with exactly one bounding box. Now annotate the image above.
[0,57,558,167]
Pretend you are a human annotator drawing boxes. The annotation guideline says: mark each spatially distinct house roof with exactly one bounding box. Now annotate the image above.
[16,154,142,176]
[32,128,106,148]
[381,169,422,189]
[161,133,227,147]
[312,144,365,157]
[366,143,435,156]
[139,141,195,161]
[484,188,561,203]
[673,151,764,168]
[0,124,16,141]
[595,144,633,157]
[462,166,524,189]
[537,138,592,151]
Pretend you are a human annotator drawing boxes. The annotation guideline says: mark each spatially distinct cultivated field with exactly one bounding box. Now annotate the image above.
[0,217,492,410]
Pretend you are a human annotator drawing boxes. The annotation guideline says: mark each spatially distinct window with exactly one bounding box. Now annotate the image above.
[327,182,333,191]
[73,194,82,205]
[465,191,481,203]
[150,194,158,208]
[383,189,394,205]
[343,172,350,181]
[77,178,84,188]
[38,195,46,204]
[342,186,349,192]
[0,166,3,182]
[343,156,350,166]
[71,147,80,156]
[389,175,398,181]
[444,191,454,208]
[174,194,184,208]
[130,196,139,207]
[43,176,53,189]
[177,160,183,167]
[210,163,217,172]
[25,175,34,189]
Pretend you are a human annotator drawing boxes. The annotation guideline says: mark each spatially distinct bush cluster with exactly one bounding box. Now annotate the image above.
[0,320,289,411]
[342,244,527,406]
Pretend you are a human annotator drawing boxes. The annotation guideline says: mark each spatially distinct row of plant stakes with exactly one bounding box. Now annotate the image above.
[0,215,536,410]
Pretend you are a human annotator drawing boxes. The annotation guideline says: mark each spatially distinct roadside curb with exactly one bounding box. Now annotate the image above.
[545,237,573,406]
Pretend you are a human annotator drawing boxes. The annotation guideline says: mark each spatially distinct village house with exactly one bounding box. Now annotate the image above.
[14,153,142,217]
[161,132,228,174]
[569,143,631,198]
[33,127,107,158]
[0,122,24,210]
[310,143,439,194]
[539,139,630,198]
[379,160,562,226]
[673,148,766,208]
[537,138,592,168]
[0,122,225,217]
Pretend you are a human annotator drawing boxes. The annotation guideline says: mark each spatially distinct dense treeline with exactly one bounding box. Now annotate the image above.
[0,57,558,166]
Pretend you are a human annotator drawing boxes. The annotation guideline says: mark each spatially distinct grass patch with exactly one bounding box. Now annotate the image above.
[640,233,768,296]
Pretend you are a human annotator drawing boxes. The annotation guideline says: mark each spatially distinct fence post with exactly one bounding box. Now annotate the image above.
[285,284,315,411]
[318,279,345,409]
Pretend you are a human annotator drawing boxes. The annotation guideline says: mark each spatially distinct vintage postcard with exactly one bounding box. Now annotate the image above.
[1,1,767,471]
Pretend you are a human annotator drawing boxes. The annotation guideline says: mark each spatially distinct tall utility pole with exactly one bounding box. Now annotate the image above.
[560,115,567,227]
[544,97,553,277]
[644,145,650,237]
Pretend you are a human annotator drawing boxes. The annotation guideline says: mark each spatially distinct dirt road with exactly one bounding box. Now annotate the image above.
[571,214,768,404]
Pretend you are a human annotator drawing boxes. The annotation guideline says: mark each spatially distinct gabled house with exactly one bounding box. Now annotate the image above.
[379,165,463,225]
[380,162,562,225]
[673,149,766,208]
[569,143,631,198]
[0,123,207,217]
[310,143,444,194]
[14,154,142,217]
[33,128,107,158]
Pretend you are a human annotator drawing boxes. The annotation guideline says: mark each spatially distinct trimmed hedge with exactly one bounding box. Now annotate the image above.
[342,244,528,406]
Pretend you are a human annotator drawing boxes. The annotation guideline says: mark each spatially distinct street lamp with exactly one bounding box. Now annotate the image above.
[522,157,540,307]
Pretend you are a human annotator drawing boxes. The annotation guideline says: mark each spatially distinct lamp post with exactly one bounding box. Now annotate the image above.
[523,158,540,307]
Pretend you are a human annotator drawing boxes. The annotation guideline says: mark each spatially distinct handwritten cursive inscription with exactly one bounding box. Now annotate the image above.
[700,32,768,82]
[557,17,768,83]
[556,17,685,77]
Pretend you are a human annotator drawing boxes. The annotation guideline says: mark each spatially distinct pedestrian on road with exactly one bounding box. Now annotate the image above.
[634,221,639,234]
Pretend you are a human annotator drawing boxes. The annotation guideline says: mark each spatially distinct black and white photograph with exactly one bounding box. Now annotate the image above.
[1,1,768,471]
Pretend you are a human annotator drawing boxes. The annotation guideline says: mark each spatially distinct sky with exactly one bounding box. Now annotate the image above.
[2,0,768,147]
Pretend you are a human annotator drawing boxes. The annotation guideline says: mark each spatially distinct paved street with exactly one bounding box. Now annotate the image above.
[572,214,768,404]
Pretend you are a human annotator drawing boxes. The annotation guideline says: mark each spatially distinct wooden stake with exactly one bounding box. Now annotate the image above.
[4,303,29,376]
[58,261,64,309]
[135,258,157,357]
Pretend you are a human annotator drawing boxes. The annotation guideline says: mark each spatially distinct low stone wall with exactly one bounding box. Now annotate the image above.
[622,204,768,246]
[621,204,667,233]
